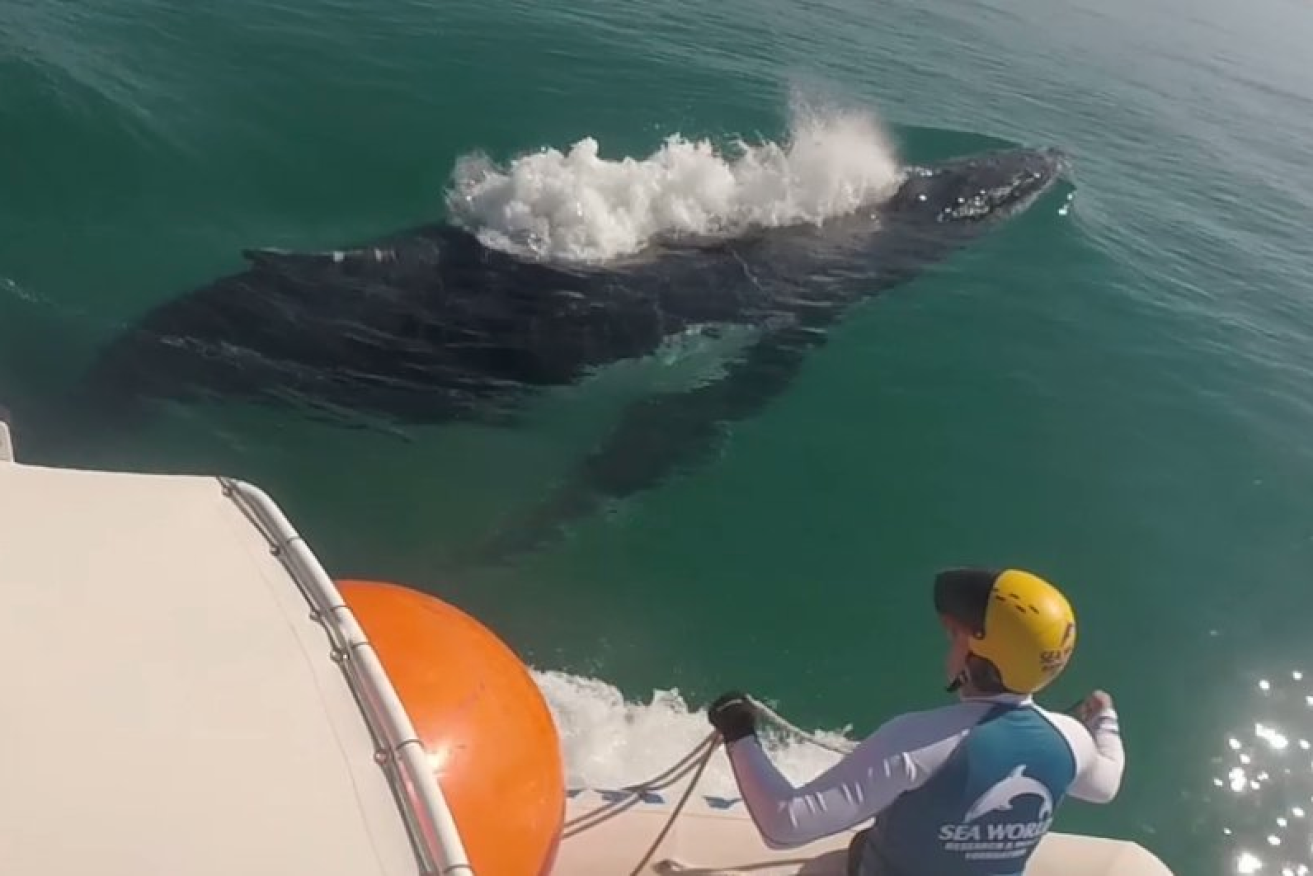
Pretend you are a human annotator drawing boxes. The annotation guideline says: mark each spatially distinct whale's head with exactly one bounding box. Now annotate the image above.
[886,147,1068,226]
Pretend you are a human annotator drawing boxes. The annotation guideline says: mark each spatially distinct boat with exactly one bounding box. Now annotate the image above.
[0,416,1174,875]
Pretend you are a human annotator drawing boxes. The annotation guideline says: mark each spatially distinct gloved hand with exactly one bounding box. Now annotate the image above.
[708,690,758,743]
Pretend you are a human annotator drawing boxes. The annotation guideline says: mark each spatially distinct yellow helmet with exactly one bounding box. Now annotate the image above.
[934,568,1076,694]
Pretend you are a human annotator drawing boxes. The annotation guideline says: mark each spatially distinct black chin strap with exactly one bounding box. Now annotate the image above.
[945,671,966,694]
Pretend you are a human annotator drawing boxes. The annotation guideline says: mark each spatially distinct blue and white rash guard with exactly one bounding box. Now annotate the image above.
[725,693,1124,875]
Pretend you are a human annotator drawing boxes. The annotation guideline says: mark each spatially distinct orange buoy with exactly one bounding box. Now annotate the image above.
[338,579,564,876]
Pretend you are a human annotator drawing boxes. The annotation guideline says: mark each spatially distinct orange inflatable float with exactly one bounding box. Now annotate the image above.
[338,579,565,876]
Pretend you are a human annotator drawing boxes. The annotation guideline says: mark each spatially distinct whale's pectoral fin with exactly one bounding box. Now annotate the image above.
[467,316,833,564]
[576,319,826,497]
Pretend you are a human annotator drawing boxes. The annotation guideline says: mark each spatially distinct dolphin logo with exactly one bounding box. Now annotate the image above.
[963,765,1054,823]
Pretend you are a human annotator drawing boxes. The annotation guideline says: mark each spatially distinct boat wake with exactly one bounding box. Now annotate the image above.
[532,668,851,796]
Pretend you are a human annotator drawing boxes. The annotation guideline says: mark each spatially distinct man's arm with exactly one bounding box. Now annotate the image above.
[721,702,982,851]
[724,730,918,850]
[704,693,983,850]
[1054,691,1125,803]
[1070,709,1124,802]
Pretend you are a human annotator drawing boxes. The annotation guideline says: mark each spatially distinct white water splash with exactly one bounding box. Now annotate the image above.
[445,96,905,264]
[531,668,851,797]
[1,276,35,303]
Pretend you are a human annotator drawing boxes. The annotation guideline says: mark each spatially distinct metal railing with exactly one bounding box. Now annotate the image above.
[0,415,13,463]
[219,476,474,876]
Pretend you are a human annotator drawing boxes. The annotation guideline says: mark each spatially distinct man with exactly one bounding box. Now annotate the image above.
[706,567,1124,876]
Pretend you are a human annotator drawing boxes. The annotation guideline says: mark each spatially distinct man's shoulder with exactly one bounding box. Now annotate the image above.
[1031,704,1096,750]
[889,698,1008,726]
[1029,702,1087,734]
[865,700,996,751]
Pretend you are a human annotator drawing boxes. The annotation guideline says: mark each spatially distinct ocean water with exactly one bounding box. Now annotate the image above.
[4,0,1313,872]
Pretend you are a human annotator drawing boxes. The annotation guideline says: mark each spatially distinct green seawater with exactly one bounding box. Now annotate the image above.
[4,0,1313,873]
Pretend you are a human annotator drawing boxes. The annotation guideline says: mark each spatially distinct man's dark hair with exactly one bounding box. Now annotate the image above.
[965,653,1010,695]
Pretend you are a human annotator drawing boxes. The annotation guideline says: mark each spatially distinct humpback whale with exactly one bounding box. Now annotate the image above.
[83,145,1069,557]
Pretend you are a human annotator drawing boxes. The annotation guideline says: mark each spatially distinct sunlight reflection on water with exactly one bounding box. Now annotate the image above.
[1213,670,1313,876]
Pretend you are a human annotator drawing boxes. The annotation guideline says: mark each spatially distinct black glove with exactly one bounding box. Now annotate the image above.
[708,690,758,743]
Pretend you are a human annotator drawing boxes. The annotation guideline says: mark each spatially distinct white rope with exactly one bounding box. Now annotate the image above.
[624,735,721,876]
[747,695,858,756]
[562,731,720,838]
[574,696,857,875]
